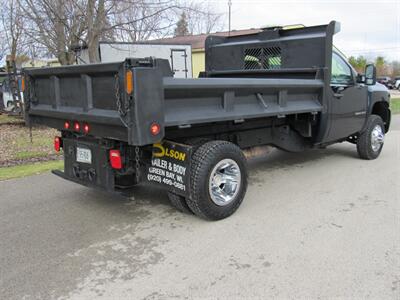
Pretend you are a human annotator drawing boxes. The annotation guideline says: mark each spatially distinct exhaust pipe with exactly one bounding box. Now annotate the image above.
[243,145,274,160]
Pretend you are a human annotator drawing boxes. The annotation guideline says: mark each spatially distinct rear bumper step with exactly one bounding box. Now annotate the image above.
[52,169,136,196]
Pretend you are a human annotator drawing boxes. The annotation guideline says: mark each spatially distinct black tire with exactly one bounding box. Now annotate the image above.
[185,137,211,150]
[166,138,210,215]
[186,140,248,220]
[7,101,13,108]
[167,192,193,214]
[357,115,385,160]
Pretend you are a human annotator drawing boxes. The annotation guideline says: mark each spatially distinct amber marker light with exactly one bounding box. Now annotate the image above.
[125,70,133,94]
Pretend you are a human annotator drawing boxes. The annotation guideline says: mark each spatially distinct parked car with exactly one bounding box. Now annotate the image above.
[377,76,394,89]
[0,79,24,109]
[0,82,14,108]
[23,21,391,220]
[393,76,400,90]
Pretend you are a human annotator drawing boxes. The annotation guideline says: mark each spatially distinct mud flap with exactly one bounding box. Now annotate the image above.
[143,140,192,197]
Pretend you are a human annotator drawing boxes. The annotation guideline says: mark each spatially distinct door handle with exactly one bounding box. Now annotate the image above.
[334,93,344,99]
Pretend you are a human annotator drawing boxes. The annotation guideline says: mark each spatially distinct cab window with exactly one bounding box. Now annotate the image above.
[331,52,353,85]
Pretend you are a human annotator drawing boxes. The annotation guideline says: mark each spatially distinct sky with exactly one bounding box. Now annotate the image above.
[212,0,400,61]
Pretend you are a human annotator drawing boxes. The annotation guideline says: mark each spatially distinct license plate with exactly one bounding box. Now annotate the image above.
[76,147,92,164]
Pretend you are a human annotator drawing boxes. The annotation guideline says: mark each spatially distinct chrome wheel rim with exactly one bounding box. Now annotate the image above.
[208,159,241,206]
[371,124,384,152]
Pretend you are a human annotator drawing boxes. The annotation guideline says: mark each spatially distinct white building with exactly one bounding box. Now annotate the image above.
[76,42,192,78]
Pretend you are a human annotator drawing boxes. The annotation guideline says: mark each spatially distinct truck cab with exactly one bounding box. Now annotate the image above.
[326,50,390,141]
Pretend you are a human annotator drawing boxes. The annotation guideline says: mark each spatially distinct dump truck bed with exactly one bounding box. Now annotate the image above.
[25,58,323,145]
[25,21,341,146]
[163,77,323,126]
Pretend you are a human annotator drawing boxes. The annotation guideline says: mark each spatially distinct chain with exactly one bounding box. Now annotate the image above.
[135,146,140,183]
[114,73,129,127]
[114,74,123,115]
[28,76,38,106]
[115,70,139,182]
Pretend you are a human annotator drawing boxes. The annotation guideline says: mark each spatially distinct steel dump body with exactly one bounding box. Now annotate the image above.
[163,77,323,126]
[24,22,341,147]
[26,72,323,127]
[26,64,324,145]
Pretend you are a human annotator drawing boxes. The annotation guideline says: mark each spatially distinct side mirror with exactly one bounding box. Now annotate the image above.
[356,74,366,84]
[365,64,376,85]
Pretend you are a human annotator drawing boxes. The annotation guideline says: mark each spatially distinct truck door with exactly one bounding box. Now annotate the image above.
[325,52,368,142]
[170,49,188,78]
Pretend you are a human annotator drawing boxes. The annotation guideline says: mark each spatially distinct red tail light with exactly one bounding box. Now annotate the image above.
[64,121,70,130]
[54,136,61,152]
[150,122,161,136]
[74,122,80,131]
[83,123,90,134]
[109,150,122,169]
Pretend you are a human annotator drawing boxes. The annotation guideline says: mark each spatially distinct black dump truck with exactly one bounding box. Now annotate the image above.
[23,21,390,220]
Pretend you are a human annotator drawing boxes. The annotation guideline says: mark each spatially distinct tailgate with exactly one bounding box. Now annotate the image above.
[24,58,167,145]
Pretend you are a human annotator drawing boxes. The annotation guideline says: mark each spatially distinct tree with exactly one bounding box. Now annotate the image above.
[1,0,26,62]
[375,56,387,76]
[348,55,367,73]
[111,0,178,43]
[85,0,107,63]
[21,0,180,64]
[390,61,400,77]
[3,0,222,65]
[21,0,87,65]
[174,12,189,36]
[356,56,367,72]
[349,55,400,78]
[0,27,6,63]
[348,56,357,68]
[184,1,224,35]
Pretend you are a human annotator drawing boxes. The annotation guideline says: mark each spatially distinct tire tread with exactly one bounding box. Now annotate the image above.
[357,115,384,160]
[186,140,247,220]
[167,192,193,214]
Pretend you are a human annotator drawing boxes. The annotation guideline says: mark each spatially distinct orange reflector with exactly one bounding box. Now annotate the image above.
[83,123,90,134]
[54,136,61,152]
[125,70,133,94]
[74,122,80,132]
[21,77,25,92]
[150,122,161,136]
[109,150,122,169]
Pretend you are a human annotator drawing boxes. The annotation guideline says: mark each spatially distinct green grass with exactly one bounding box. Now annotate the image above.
[0,160,63,181]
[15,151,49,159]
[15,134,53,149]
[390,98,400,114]
[0,114,23,125]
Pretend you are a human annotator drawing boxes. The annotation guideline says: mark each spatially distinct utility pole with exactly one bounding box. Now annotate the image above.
[228,0,232,36]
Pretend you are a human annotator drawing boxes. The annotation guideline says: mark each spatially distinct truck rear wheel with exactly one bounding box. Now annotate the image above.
[357,115,385,160]
[167,192,193,214]
[166,138,210,214]
[187,141,248,220]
